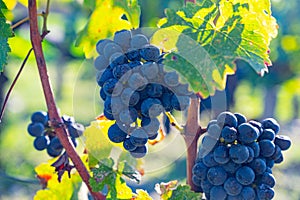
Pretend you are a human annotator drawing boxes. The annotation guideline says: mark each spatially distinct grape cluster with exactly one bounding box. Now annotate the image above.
[27,111,84,157]
[192,111,291,200]
[94,30,192,158]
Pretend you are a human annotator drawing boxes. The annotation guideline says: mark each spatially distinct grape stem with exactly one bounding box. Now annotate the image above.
[0,48,33,123]
[27,0,105,199]
[183,95,206,191]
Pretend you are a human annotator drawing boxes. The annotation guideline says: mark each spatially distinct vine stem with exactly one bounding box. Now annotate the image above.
[27,0,105,199]
[0,48,33,123]
[184,96,202,191]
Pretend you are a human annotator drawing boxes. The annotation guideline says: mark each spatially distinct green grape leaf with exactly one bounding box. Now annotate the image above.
[153,0,277,98]
[90,158,133,199]
[83,120,116,167]
[0,0,13,72]
[76,0,140,58]
[169,185,201,200]
[117,160,141,183]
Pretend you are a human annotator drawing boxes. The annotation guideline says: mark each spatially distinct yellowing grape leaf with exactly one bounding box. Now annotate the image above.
[133,189,152,200]
[84,119,115,166]
[34,159,82,200]
[0,0,13,72]
[76,0,140,58]
[153,0,277,98]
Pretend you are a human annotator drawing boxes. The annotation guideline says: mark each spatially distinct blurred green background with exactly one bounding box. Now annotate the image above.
[0,0,299,199]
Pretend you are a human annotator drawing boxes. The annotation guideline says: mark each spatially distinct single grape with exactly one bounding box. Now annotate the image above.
[240,186,256,200]
[229,144,249,164]
[261,118,280,134]
[274,135,291,151]
[49,137,63,151]
[192,161,208,180]
[249,158,267,175]
[27,122,44,137]
[112,63,131,79]
[248,120,263,135]
[68,123,84,138]
[199,135,218,158]
[207,166,227,185]
[121,87,140,106]
[246,146,254,163]
[221,126,237,143]
[207,119,218,130]
[103,78,118,96]
[256,184,275,200]
[130,128,148,147]
[94,55,109,71]
[47,145,63,157]
[31,111,48,125]
[202,152,218,167]
[33,136,50,151]
[140,62,159,80]
[108,123,127,143]
[258,128,275,141]
[234,113,247,125]
[114,29,131,50]
[103,42,123,59]
[217,111,238,128]
[130,145,147,158]
[130,34,149,49]
[126,49,141,61]
[223,177,243,196]
[192,175,202,187]
[235,166,255,185]
[213,145,230,164]
[261,172,276,188]
[164,71,179,87]
[237,123,259,144]
[259,139,276,157]
[209,185,227,200]
[140,45,160,61]
[123,137,137,151]
[148,132,158,140]
[207,124,222,140]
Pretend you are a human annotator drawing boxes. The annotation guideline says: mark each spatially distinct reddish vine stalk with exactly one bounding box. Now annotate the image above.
[184,96,201,191]
[28,0,105,199]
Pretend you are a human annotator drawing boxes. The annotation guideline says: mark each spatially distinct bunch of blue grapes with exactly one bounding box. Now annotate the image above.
[192,111,291,200]
[27,111,84,157]
[94,29,192,158]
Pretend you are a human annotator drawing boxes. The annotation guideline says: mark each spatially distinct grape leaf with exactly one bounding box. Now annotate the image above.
[169,185,201,200]
[90,158,133,200]
[117,160,141,183]
[0,0,13,72]
[153,0,277,98]
[83,119,116,167]
[133,189,152,200]
[76,0,140,58]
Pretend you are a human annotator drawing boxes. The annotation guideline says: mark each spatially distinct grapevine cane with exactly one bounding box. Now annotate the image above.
[28,0,105,199]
